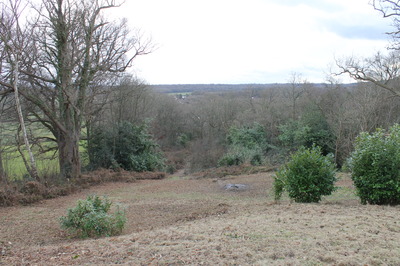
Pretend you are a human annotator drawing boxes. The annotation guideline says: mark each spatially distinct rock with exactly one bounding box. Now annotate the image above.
[223,183,249,191]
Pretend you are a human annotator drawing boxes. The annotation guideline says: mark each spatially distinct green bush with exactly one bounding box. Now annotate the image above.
[177,133,191,147]
[218,123,271,166]
[278,120,311,148]
[218,146,264,167]
[227,123,269,150]
[350,124,400,205]
[60,195,126,238]
[88,122,164,172]
[274,146,336,203]
[278,106,335,156]
[218,151,244,167]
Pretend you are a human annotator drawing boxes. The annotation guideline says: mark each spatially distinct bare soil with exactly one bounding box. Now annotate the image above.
[1,171,400,265]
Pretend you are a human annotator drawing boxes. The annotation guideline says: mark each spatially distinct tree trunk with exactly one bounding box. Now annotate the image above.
[292,98,296,120]
[13,58,39,180]
[86,120,93,167]
[0,149,4,182]
[58,128,81,179]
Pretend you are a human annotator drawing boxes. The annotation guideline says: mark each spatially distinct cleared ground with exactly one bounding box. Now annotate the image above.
[1,172,400,265]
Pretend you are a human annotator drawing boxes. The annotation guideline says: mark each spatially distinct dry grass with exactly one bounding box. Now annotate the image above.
[1,172,400,265]
[191,164,276,179]
[0,169,166,207]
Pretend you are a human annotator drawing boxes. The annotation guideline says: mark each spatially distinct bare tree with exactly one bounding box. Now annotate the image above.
[284,72,307,120]
[373,0,400,50]
[336,51,400,98]
[336,0,400,98]
[0,0,39,180]
[152,93,186,147]
[109,75,154,125]
[3,0,152,179]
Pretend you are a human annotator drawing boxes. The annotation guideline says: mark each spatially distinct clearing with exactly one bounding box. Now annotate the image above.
[1,171,400,265]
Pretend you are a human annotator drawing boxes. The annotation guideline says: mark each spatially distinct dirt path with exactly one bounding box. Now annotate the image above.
[1,172,400,265]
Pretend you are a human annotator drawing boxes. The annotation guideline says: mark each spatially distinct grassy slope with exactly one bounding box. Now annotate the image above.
[1,172,400,265]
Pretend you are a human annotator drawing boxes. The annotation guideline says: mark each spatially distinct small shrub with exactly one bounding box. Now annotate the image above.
[274,146,336,203]
[218,147,264,167]
[166,164,176,174]
[177,133,191,147]
[273,173,286,201]
[218,151,244,167]
[350,124,400,205]
[60,195,126,238]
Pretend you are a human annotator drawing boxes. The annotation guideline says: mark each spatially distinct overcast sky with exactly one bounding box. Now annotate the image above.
[115,0,393,84]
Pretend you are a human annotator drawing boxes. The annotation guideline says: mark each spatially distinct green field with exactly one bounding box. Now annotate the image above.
[167,91,192,96]
[2,148,59,179]
[0,120,90,179]
[1,140,88,180]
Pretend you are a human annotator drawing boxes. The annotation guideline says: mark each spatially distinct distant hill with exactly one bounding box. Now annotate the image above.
[149,83,355,94]
[150,84,282,94]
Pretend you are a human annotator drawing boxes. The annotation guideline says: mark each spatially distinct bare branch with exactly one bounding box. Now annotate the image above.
[335,51,400,97]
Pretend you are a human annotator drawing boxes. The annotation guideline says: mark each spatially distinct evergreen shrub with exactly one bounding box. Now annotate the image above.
[60,195,126,238]
[274,146,336,203]
[350,124,400,205]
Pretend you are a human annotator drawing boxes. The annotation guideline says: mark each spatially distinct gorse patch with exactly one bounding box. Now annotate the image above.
[60,195,126,238]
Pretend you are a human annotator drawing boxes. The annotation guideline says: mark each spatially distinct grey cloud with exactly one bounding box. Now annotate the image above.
[268,0,343,12]
[320,18,392,40]
[331,25,388,40]
[269,0,390,40]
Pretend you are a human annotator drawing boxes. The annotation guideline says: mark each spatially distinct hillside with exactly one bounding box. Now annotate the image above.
[1,172,400,265]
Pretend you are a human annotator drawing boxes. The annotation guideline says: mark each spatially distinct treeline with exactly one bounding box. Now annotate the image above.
[151,83,288,94]
[81,76,400,173]
[149,83,353,94]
